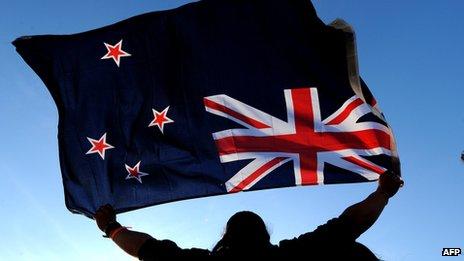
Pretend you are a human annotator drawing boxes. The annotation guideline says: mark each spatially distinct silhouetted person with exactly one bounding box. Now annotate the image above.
[95,170,403,260]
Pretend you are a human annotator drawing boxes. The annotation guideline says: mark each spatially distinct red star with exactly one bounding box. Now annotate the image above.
[148,106,174,134]
[101,39,131,67]
[86,133,114,160]
[125,161,149,183]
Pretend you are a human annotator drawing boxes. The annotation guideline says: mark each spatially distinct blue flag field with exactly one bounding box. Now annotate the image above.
[13,0,397,217]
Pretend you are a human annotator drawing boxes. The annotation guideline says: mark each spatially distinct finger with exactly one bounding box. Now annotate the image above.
[386,170,399,178]
[391,157,401,174]
[399,178,405,187]
[102,205,113,213]
[95,208,103,216]
[381,171,395,181]
[96,205,109,213]
[103,205,114,214]
[391,175,404,186]
[101,209,112,216]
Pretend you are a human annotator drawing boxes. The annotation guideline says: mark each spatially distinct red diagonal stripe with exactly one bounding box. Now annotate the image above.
[229,157,287,193]
[204,98,270,129]
[326,98,364,125]
[342,156,385,174]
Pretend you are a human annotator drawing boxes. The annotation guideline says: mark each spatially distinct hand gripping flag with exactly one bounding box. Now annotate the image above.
[13,0,398,217]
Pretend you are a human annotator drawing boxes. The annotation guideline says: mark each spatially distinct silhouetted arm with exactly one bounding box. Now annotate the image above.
[340,169,404,239]
[94,205,152,257]
[112,230,153,257]
[95,205,210,259]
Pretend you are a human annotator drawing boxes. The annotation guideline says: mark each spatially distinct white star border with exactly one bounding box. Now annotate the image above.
[85,132,115,160]
[148,106,174,134]
[101,39,131,67]
[125,161,149,183]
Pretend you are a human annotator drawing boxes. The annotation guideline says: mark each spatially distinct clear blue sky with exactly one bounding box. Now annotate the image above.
[1,0,463,260]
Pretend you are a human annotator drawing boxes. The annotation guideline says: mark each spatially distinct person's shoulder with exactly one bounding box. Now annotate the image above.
[181,247,211,257]
[138,238,211,260]
[276,217,354,253]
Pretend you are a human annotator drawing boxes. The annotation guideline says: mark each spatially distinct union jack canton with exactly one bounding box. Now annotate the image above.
[204,88,392,192]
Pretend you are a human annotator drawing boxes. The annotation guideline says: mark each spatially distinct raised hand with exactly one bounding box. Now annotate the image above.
[94,204,117,233]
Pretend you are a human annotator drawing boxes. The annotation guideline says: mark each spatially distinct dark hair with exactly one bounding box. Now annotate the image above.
[212,211,270,255]
[348,242,380,261]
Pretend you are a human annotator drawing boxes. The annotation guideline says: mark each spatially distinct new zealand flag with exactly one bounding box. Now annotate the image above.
[13,0,397,217]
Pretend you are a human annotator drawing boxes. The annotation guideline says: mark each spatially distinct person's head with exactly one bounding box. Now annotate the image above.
[345,242,380,261]
[213,211,270,254]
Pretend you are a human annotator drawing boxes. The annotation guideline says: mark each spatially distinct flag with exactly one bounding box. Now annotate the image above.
[13,0,397,217]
